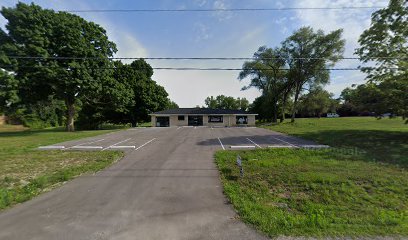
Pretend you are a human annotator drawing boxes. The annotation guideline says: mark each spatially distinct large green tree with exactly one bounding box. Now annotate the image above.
[204,95,249,111]
[110,60,175,126]
[282,27,345,122]
[297,86,338,118]
[0,3,117,131]
[239,46,287,122]
[339,82,401,117]
[356,0,407,120]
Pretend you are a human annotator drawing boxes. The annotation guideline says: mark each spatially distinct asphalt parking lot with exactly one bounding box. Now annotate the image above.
[38,126,326,151]
[0,127,325,240]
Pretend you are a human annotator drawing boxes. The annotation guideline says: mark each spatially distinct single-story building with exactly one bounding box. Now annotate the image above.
[150,108,257,127]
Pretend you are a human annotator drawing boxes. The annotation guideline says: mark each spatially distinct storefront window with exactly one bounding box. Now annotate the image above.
[236,116,248,124]
[208,115,223,123]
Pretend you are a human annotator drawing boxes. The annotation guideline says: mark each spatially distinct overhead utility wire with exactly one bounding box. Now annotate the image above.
[0,65,401,71]
[65,6,386,13]
[5,56,406,61]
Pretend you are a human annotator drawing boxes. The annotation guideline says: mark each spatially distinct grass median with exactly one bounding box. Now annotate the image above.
[215,117,408,237]
[0,125,124,210]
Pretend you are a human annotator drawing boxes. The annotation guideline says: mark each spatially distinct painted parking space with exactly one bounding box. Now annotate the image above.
[38,126,329,152]
[210,127,328,149]
[37,127,164,152]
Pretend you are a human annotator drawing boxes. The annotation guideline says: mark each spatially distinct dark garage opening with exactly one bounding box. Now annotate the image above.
[156,117,170,127]
[188,116,203,126]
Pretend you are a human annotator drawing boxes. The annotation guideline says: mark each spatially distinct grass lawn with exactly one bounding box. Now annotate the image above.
[215,117,408,237]
[261,117,408,166]
[0,125,124,210]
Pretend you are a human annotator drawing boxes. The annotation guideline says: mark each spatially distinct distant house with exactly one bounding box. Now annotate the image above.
[149,108,257,127]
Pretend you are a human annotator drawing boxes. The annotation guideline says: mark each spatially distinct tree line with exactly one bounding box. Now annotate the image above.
[239,0,406,123]
[0,3,177,131]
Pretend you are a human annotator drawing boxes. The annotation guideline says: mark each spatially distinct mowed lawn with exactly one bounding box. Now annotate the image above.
[263,117,408,166]
[0,125,124,210]
[216,117,408,237]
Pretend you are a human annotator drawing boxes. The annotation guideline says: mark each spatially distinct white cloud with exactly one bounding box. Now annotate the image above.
[193,22,211,42]
[292,0,387,96]
[114,33,148,61]
[194,0,207,7]
[294,0,387,65]
[275,1,284,9]
[212,0,233,21]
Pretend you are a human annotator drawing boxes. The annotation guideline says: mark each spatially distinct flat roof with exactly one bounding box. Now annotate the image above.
[150,108,257,115]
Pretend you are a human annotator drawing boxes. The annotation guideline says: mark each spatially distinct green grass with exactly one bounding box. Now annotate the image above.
[0,125,124,210]
[215,117,408,237]
[216,149,408,237]
[261,117,408,166]
[137,122,152,127]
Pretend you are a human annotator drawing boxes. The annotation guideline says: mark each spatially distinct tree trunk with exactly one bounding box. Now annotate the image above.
[291,85,301,123]
[65,99,75,132]
[272,102,278,123]
[131,121,137,127]
[280,94,288,123]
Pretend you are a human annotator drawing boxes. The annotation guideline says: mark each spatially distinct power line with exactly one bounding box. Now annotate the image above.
[1,65,401,71]
[5,56,406,61]
[64,6,387,13]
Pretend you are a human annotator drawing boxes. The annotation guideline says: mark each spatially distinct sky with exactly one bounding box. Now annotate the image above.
[0,0,389,107]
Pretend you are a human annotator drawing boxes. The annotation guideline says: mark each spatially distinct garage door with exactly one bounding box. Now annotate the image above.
[156,117,170,127]
[188,116,203,126]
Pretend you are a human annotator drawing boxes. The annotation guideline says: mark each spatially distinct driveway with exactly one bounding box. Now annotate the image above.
[0,127,323,240]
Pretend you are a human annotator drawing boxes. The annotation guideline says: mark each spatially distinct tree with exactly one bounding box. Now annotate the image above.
[236,97,250,111]
[167,101,179,109]
[204,95,249,111]
[297,87,338,118]
[1,3,117,131]
[0,69,18,114]
[339,83,400,117]
[239,46,287,122]
[110,60,174,126]
[356,0,408,120]
[282,27,345,122]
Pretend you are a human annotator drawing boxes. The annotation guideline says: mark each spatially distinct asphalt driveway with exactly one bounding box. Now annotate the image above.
[0,127,323,240]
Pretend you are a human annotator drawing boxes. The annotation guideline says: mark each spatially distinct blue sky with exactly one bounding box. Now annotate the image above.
[0,0,388,107]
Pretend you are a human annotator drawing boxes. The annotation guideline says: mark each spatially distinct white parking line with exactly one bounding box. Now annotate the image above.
[177,126,182,130]
[71,146,103,149]
[246,138,262,148]
[110,145,136,149]
[102,138,132,151]
[217,137,225,150]
[38,146,65,149]
[135,138,156,151]
[230,145,256,149]
[300,145,330,148]
[270,136,299,148]
[268,145,295,148]
[66,138,105,149]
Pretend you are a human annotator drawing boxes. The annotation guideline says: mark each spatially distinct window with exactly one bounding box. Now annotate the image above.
[236,116,248,124]
[178,115,185,121]
[208,115,223,123]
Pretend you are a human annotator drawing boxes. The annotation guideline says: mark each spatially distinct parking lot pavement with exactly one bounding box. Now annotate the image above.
[38,127,173,152]
[203,126,327,149]
[38,126,327,151]
[1,127,326,239]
